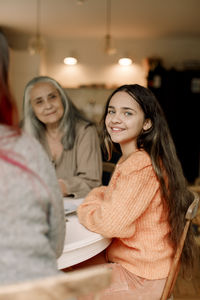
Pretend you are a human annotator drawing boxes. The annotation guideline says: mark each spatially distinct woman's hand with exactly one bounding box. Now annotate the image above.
[58,179,68,196]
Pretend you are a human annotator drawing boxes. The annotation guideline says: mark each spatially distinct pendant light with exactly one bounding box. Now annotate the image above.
[28,0,45,55]
[105,0,116,55]
[118,57,133,66]
[64,56,78,65]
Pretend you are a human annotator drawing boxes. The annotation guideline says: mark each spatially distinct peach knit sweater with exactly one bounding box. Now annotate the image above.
[78,150,174,280]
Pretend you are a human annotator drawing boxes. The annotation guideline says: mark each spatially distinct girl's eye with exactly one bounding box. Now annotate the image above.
[107,110,115,115]
[124,111,132,116]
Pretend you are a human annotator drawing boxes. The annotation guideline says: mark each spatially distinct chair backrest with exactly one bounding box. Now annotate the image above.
[0,264,112,300]
[160,191,199,300]
[188,177,200,194]
[194,177,200,186]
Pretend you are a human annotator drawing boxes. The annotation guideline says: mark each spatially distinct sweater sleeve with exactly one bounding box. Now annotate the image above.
[43,163,66,258]
[78,165,160,238]
[63,125,102,198]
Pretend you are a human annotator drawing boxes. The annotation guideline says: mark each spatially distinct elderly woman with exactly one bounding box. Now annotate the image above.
[22,76,102,198]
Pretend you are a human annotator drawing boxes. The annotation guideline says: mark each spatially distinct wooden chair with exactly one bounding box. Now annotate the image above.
[160,191,199,300]
[188,177,200,195]
[0,264,112,300]
[194,177,200,186]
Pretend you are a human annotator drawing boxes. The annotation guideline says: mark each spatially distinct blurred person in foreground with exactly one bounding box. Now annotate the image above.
[0,31,65,285]
[22,76,102,198]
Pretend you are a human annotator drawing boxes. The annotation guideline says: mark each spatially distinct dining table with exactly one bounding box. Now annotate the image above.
[57,197,112,270]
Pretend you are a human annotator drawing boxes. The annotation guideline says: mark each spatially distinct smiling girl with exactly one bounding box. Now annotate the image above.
[78,84,197,299]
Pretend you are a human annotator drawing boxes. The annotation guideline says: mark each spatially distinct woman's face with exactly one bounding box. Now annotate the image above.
[30,82,64,127]
[105,91,150,153]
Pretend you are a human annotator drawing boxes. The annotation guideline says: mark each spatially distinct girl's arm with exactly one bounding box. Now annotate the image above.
[78,166,159,238]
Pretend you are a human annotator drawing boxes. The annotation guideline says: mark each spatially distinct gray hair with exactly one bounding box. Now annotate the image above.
[22,76,90,150]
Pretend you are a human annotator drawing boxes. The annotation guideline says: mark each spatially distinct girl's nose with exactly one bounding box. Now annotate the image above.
[111,113,121,123]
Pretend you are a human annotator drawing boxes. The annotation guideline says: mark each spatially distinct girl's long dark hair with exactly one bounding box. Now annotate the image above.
[101,84,198,275]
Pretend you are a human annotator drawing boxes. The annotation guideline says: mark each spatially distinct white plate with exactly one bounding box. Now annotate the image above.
[64,203,77,215]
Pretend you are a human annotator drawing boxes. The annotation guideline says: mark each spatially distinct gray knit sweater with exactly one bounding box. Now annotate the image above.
[0,125,66,285]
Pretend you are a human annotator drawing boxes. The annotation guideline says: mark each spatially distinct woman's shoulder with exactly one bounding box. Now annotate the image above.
[0,125,49,166]
[118,150,152,175]
[0,126,31,151]
[0,125,61,202]
[76,120,98,136]
[14,130,45,155]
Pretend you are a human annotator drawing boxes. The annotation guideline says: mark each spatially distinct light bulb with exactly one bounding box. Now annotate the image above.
[63,57,78,65]
[118,57,132,66]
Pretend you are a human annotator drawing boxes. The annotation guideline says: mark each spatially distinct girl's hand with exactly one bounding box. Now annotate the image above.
[58,179,68,196]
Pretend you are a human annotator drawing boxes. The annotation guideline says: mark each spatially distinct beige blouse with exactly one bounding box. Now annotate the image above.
[41,121,102,198]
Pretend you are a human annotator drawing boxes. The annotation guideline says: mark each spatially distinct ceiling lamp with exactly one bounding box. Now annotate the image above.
[105,0,116,55]
[28,0,45,55]
[118,57,133,66]
[63,56,78,66]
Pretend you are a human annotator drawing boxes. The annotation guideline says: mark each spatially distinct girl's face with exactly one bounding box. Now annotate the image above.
[30,82,64,127]
[105,91,150,154]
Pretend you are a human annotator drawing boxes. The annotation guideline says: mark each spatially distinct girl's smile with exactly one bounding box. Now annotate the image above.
[110,126,126,132]
[105,91,151,156]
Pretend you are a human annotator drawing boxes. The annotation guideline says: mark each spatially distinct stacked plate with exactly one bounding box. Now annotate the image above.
[64,202,77,216]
